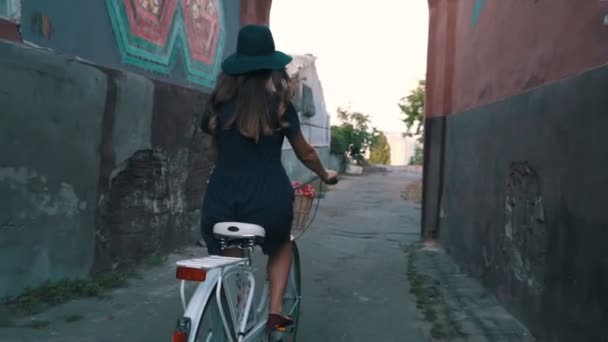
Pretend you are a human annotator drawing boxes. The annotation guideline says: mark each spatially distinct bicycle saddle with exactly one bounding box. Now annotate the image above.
[213,222,266,240]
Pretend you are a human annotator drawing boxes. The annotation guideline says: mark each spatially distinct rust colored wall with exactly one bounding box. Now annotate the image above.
[240,0,272,26]
[426,0,608,118]
[0,18,20,41]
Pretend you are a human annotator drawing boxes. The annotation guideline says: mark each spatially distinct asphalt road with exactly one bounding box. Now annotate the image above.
[0,169,428,342]
[294,170,426,341]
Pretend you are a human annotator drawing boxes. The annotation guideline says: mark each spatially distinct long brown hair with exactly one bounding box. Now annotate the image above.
[205,69,296,143]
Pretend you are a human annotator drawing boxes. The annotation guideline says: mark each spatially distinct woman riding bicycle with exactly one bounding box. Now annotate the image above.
[199,25,338,331]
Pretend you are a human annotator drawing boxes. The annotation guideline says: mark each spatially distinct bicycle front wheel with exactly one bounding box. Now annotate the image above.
[195,285,232,342]
[283,242,302,341]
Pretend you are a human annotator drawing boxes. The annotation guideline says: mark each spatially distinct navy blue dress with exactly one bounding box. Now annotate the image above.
[199,100,300,255]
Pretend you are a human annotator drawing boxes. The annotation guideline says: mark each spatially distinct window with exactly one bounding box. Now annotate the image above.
[300,84,315,117]
[293,82,303,113]
[0,0,20,22]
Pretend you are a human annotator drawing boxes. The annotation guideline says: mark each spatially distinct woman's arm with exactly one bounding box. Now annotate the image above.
[288,130,337,184]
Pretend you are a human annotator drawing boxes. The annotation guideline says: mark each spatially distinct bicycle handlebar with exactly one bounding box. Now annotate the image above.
[293,176,320,190]
[293,174,338,190]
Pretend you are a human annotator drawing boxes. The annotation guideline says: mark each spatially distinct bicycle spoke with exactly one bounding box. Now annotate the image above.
[273,242,302,342]
[196,285,231,342]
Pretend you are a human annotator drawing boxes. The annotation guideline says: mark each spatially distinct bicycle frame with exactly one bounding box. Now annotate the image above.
[177,235,301,342]
[180,256,270,342]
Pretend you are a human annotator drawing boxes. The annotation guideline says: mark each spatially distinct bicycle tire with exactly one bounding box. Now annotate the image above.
[283,242,302,342]
[195,285,233,342]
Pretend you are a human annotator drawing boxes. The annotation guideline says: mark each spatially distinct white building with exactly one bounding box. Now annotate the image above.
[385,131,419,166]
[281,54,332,180]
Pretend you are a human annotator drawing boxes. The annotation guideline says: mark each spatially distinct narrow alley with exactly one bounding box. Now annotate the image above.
[0,169,534,342]
[2,1,607,341]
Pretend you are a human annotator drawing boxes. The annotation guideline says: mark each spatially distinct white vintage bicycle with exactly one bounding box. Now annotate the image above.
[171,222,302,342]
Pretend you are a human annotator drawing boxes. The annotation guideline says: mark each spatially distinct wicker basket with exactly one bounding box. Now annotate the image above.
[291,193,314,235]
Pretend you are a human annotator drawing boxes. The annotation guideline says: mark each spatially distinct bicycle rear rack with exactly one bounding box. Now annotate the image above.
[176,255,247,270]
[176,256,248,312]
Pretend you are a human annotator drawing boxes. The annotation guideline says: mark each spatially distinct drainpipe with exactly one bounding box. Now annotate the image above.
[421,0,456,241]
[240,0,273,26]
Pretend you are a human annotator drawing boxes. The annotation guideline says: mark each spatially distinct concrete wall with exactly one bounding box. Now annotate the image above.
[0,41,104,298]
[0,38,216,298]
[0,0,322,298]
[424,0,608,340]
[0,0,237,298]
[439,64,608,342]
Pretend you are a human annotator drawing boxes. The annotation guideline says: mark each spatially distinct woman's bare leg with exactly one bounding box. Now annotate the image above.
[267,241,293,314]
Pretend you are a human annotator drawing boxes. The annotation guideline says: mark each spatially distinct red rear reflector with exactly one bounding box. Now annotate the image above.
[176,266,207,281]
[172,330,188,342]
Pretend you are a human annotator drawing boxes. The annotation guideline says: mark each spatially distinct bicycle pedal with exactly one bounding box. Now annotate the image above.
[269,331,287,342]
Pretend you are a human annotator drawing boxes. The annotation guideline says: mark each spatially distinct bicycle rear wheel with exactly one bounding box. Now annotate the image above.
[195,285,232,342]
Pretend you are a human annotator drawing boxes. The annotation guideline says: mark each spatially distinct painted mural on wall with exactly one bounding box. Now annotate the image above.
[471,0,485,26]
[106,0,225,88]
[0,0,20,21]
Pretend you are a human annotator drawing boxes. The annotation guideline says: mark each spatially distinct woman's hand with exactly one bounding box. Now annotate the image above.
[323,170,339,185]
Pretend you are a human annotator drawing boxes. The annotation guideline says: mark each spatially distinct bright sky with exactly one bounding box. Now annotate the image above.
[270,0,429,132]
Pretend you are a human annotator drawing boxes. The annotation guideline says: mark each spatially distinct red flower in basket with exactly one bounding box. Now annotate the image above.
[291,181,316,198]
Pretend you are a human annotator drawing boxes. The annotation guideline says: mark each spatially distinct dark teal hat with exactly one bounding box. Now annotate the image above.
[221,25,292,75]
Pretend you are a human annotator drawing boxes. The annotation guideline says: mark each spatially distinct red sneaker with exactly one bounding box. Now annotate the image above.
[266,313,294,331]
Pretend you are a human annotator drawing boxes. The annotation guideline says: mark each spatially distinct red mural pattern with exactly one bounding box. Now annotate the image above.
[123,0,219,64]
[182,0,220,65]
[125,0,178,46]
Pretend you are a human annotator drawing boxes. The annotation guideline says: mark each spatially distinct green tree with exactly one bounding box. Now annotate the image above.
[330,108,379,165]
[398,80,425,143]
[409,144,423,165]
[369,132,391,165]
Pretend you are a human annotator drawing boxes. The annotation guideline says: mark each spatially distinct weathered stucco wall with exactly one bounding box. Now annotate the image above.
[0,41,105,298]
[0,39,216,298]
[0,31,325,299]
[0,1,243,298]
[93,72,216,273]
[424,0,608,340]
[0,0,326,298]
[439,64,608,341]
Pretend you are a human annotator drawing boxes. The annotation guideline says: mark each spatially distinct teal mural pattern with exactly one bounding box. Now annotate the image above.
[471,0,485,27]
[106,0,225,87]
